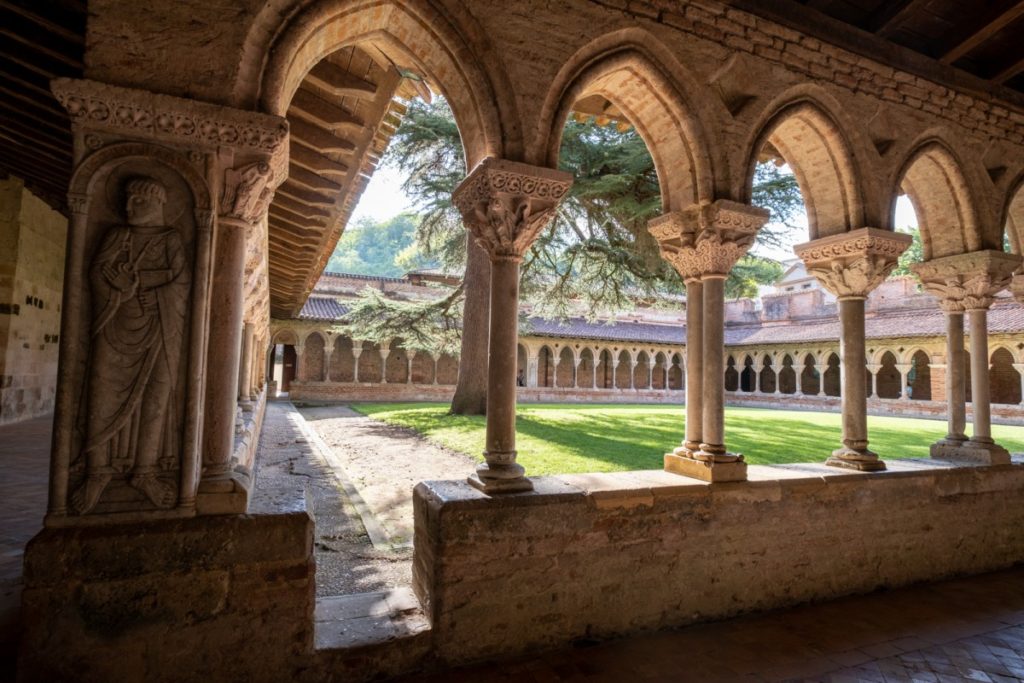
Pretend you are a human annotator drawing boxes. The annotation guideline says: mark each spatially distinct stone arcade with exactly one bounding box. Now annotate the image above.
[5,1,1024,681]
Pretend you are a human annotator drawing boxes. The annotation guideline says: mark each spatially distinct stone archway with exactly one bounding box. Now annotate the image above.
[556,347,575,388]
[823,353,841,397]
[302,332,326,381]
[615,350,632,389]
[724,356,739,392]
[577,348,595,389]
[759,355,776,393]
[329,336,355,382]
[357,341,383,383]
[517,344,528,387]
[779,354,796,394]
[598,349,615,389]
[538,346,555,388]
[991,348,1022,405]
[876,351,901,398]
[634,351,651,389]
[669,353,684,390]
[801,354,820,395]
[908,350,931,400]
[740,355,756,392]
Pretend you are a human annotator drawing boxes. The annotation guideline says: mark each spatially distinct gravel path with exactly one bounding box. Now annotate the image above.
[254,402,413,596]
[296,403,477,546]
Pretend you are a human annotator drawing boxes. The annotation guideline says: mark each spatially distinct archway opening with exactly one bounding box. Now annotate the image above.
[556,347,576,388]
[823,353,841,397]
[669,353,684,391]
[724,356,739,392]
[538,346,555,388]
[908,350,931,400]
[801,355,820,395]
[876,351,901,399]
[578,349,595,389]
[779,354,796,394]
[991,348,1022,405]
[740,355,756,393]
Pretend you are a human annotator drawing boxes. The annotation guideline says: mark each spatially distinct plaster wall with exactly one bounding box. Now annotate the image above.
[413,460,1024,666]
[0,177,66,425]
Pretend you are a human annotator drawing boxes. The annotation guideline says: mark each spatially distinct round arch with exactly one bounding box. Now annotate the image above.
[536,29,721,211]
[258,0,512,165]
[892,138,981,259]
[743,92,867,237]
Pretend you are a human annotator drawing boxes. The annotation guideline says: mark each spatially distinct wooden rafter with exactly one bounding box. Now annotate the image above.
[939,1,1024,65]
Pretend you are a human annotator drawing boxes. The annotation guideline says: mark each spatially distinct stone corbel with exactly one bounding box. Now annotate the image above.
[795,228,912,299]
[648,200,770,279]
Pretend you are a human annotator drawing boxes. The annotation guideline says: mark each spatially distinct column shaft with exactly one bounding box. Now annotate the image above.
[201,218,247,481]
[238,322,254,400]
[969,309,992,442]
[828,297,881,470]
[473,256,530,491]
[697,275,733,461]
[683,279,703,452]
[945,312,967,442]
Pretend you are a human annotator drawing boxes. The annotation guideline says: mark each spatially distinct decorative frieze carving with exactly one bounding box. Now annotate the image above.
[452,158,573,260]
[52,78,289,154]
[911,250,1022,311]
[648,200,770,279]
[795,228,911,299]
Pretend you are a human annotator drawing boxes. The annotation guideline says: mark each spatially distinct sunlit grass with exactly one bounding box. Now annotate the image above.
[350,402,1024,476]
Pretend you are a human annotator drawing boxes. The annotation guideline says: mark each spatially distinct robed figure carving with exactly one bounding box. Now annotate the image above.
[72,177,190,514]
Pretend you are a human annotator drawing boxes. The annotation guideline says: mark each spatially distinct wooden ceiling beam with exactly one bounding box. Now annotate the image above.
[268,205,326,229]
[290,88,365,131]
[305,61,378,100]
[863,0,924,36]
[287,164,342,193]
[276,180,335,207]
[993,53,1024,84]
[290,141,349,178]
[939,1,1024,65]
[290,119,357,154]
[271,195,331,219]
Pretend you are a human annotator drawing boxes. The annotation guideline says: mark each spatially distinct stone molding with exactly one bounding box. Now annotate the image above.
[795,228,911,299]
[452,157,573,260]
[52,78,289,155]
[912,250,1022,311]
[648,201,770,279]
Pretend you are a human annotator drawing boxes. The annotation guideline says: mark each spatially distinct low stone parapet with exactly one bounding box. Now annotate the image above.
[287,381,683,404]
[412,459,1024,667]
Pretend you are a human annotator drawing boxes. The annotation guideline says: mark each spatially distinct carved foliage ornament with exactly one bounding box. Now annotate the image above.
[52,78,289,153]
[911,250,1022,311]
[795,228,911,299]
[648,201,770,279]
[452,158,573,259]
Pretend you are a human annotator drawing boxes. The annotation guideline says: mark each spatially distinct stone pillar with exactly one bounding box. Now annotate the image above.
[452,157,572,493]
[47,78,286,521]
[592,352,599,389]
[380,344,391,384]
[751,359,759,393]
[913,250,1020,464]
[407,355,414,384]
[1014,364,1024,406]
[649,201,769,482]
[322,338,334,383]
[797,228,911,471]
[647,363,653,391]
[895,364,911,399]
[293,343,305,382]
[629,360,637,390]
[352,341,363,383]
[238,322,255,401]
[866,364,879,398]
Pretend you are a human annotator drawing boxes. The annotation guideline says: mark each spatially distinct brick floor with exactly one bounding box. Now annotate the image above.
[3,413,1024,682]
[0,414,51,680]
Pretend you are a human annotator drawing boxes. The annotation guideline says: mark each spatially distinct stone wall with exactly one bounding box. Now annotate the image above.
[0,177,66,424]
[413,460,1024,667]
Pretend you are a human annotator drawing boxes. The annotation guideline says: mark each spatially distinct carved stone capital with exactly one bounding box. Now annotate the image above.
[52,78,289,156]
[220,161,277,226]
[648,201,770,279]
[911,250,1022,311]
[795,228,911,299]
[452,158,573,260]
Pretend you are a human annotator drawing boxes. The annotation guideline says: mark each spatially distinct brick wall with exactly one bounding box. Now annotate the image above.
[414,461,1024,666]
[0,177,66,425]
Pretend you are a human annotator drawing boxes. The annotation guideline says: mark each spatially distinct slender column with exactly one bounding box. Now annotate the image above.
[629,360,637,390]
[895,364,911,399]
[201,217,249,482]
[380,345,391,384]
[866,364,879,399]
[238,322,255,401]
[751,359,759,393]
[816,357,826,398]
[968,309,993,441]
[351,342,363,382]
[797,227,911,471]
[591,351,598,389]
[797,361,805,394]
[611,359,620,390]
[1014,364,1024,406]
[293,343,305,382]
[649,202,768,482]
[697,274,733,462]
[453,157,572,493]
[913,250,1019,464]
[407,355,414,384]
[432,353,439,385]
[647,363,653,391]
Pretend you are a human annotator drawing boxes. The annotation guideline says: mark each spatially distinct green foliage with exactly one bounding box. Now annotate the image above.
[325,213,431,277]
[726,256,784,300]
[351,403,1024,476]
[891,226,924,278]
[334,285,463,356]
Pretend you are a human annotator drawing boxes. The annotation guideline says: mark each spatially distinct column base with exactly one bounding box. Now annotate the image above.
[196,467,252,514]
[664,453,747,483]
[930,440,1011,466]
[671,441,701,458]
[467,462,534,494]
[826,446,886,472]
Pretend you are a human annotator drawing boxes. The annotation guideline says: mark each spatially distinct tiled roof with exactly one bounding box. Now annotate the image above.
[295,296,1024,346]
[297,297,349,321]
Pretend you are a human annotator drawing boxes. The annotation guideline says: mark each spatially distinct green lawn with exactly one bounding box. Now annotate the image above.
[350,402,1024,476]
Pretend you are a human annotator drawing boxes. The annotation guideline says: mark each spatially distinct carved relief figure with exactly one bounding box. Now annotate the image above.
[72,177,190,514]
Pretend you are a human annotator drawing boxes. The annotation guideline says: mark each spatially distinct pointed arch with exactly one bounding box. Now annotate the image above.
[892,137,980,259]
[744,91,867,238]
[1004,174,1024,267]
[536,28,721,210]
[258,0,514,164]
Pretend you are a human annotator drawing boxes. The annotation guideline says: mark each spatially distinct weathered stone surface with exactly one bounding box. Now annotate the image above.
[414,461,1024,666]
